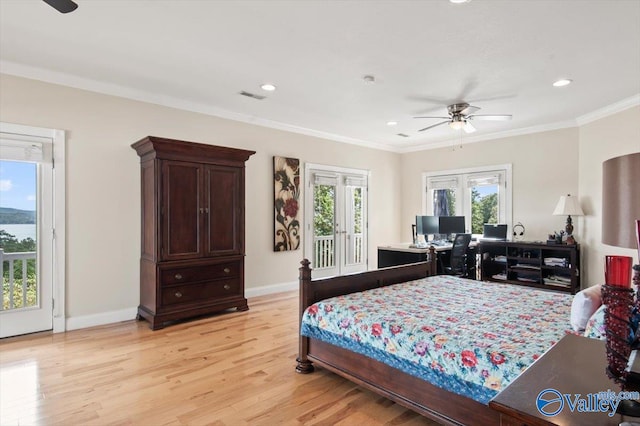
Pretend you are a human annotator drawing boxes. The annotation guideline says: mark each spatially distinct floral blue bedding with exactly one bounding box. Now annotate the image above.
[301,275,573,404]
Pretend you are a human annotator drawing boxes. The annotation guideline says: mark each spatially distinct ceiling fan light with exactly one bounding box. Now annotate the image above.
[449,120,465,130]
[463,121,476,134]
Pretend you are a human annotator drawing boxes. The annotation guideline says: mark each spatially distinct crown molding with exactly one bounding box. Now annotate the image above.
[1,60,636,155]
[0,61,396,152]
[575,94,640,126]
[396,120,578,153]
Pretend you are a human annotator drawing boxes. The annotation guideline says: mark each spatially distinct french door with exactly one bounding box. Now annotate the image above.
[0,124,64,337]
[305,164,368,278]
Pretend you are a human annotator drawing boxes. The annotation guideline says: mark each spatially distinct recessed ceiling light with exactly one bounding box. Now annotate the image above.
[260,83,276,91]
[386,121,398,126]
[449,0,471,4]
[553,79,572,87]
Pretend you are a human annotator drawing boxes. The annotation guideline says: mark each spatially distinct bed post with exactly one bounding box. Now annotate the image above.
[429,246,437,275]
[296,258,314,374]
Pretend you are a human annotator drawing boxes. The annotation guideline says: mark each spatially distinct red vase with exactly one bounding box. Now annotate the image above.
[636,219,640,260]
[605,255,633,287]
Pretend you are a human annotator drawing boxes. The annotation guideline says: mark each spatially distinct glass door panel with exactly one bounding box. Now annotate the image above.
[0,132,54,338]
[1,161,38,312]
[313,184,337,274]
[342,185,367,273]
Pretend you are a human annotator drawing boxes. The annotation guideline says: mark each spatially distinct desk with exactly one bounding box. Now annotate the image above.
[489,334,629,425]
[377,242,477,276]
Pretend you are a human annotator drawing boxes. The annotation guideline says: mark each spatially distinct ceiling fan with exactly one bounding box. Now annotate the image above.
[43,0,78,14]
[414,103,512,134]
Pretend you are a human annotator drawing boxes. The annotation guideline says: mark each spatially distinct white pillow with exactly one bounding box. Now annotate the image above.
[570,285,602,332]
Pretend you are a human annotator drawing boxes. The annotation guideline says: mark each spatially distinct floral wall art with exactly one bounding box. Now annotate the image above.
[274,156,301,251]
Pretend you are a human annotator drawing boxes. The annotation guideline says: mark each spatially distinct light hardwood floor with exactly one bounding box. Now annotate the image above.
[0,291,440,426]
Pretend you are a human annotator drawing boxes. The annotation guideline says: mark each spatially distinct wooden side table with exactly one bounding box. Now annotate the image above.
[489,333,634,425]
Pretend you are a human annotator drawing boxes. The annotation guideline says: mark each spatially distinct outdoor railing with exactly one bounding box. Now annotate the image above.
[352,233,363,264]
[0,249,37,311]
[314,233,363,269]
[314,235,335,269]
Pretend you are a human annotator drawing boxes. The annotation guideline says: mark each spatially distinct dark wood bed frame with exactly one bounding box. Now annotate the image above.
[295,248,500,426]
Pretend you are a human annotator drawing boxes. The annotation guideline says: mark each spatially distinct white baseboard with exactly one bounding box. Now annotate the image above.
[61,281,297,332]
[246,280,298,298]
[65,307,138,331]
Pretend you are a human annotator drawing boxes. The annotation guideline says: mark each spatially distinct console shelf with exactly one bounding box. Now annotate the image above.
[479,241,580,294]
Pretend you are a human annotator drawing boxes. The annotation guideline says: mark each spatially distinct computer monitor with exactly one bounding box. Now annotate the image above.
[438,216,466,238]
[416,215,439,236]
[483,223,508,240]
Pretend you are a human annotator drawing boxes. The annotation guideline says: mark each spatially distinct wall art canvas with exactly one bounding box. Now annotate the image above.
[274,156,301,251]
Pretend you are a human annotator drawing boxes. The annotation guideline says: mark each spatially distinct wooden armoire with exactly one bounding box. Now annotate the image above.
[132,136,255,330]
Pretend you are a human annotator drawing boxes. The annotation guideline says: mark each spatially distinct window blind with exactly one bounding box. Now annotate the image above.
[466,173,501,188]
[344,175,367,187]
[313,172,338,186]
[428,176,458,190]
[0,136,45,162]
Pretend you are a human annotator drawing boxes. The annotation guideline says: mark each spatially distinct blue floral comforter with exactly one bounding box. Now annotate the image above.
[300,275,573,404]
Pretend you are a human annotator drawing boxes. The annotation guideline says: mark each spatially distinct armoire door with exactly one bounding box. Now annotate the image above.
[161,161,202,260]
[204,165,242,256]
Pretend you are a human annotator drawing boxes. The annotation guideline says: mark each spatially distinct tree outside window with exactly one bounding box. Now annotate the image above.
[471,187,498,234]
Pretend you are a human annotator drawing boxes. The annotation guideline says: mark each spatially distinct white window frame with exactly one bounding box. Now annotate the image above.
[422,164,512,237]
[0,122,66,333]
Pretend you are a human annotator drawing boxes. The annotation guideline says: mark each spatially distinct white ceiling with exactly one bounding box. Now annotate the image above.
[1,0,639,152]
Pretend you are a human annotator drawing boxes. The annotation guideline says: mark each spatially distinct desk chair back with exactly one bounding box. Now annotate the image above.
[448,233,472,276]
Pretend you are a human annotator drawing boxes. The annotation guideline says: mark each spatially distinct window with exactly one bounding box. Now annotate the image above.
[423,165,511,236]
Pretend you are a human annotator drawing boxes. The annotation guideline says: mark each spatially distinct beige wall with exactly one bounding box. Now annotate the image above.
[2,72,638,327]
[578,106,640,287]
[399,128,581,243]
[0,74,402,322]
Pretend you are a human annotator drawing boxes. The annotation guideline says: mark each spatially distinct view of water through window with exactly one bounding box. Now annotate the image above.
[1,160,38,310]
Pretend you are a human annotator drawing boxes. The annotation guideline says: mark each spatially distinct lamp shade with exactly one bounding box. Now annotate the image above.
[602,152,640,249]
[553,194,584,216]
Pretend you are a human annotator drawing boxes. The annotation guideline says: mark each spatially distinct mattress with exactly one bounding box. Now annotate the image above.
[300,275,573,404]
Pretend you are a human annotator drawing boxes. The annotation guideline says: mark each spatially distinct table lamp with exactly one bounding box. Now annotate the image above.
[553,193,584,243]
[601,152,640,417]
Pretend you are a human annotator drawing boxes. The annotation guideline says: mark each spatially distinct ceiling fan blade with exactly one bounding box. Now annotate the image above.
[463,121,476,134]
[467,114,512,121]
[43,0,78,13]
[460,105,480,115]
[418,121,449,132]
[413,116,450,120]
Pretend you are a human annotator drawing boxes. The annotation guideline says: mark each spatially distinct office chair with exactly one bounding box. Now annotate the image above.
[442,233,472,277]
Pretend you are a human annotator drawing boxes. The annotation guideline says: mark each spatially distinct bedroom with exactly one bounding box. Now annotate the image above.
[0,0,639,424]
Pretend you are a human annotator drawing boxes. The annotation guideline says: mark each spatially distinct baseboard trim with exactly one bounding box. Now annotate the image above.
[62,281,298,331]
[65,307,138,331]
[246,280,298,298]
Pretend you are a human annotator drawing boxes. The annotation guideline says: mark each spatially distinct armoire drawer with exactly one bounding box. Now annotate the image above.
[161,278,241,306]
[160,261,240,285]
